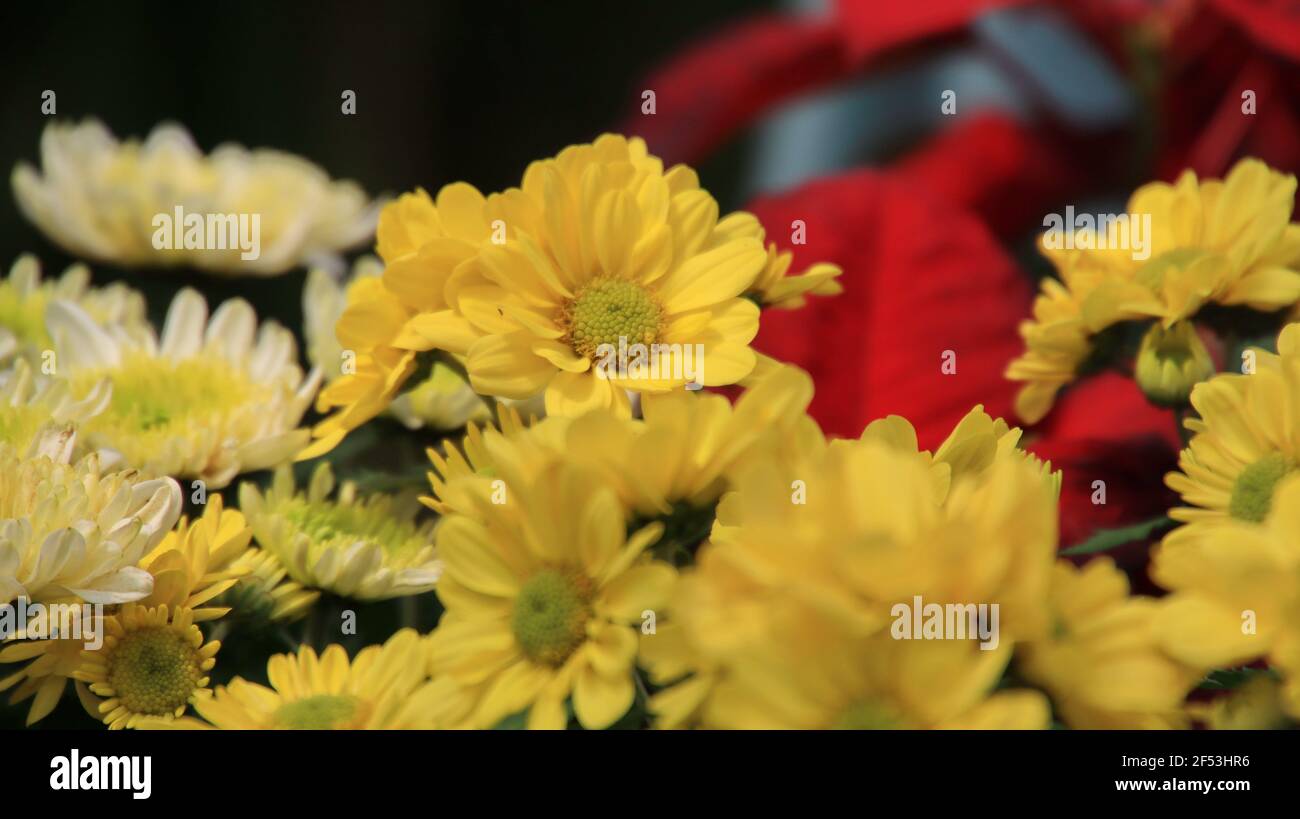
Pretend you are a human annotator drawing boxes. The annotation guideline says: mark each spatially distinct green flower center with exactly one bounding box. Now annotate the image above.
[107,626,203,716]
[282,498,428,566]
[511,570,591,667]
[834,700,904,730]
[272,694,361,729]
[563,278,662,359]
[81,353,256,435]
[1229,453,1292,522]
[0,288,50,349]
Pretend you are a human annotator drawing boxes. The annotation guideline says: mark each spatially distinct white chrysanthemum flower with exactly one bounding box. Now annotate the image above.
[0,357,111,453]
[303,258,491,430]
[0,254,145,365]
[12,120,381,276]
[0,429,182,605]
[46,287,322,488]
[238,463,441,601]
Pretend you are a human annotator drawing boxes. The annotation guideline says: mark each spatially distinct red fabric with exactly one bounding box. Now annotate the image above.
[620,16,849,167]
[834,0,1032,63]
[748,169,1031,450]
[1027,374,1181,551]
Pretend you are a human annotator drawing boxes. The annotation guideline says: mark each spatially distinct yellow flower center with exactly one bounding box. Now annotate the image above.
[562,278,662,359]
[1229,453,1292,522]
[272,694,361,729]
[107,626,204,716]
[511,570,591,667]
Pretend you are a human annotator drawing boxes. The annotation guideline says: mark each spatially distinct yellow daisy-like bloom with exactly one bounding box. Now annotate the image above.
[0,434,182,606]
[1008,158,1300,423]
[300,184,497,457]
[12,120,379,276]
[303,257,491,431]
[153,630,457,729]
[1191,675,1294,730]
[0,357,110,454]
[453,134,767,416]
[238,463,440,601]
[1016,558,1201,729]
[0,603,103,726]
[217,547,320,625]
[697,627,1049,730]
[1151,475,1300,718]
[1165,323,1300,529]
[424,365,820,531]
[47,287,321,487]
[0,254,145,365]
[712,211,842,309]
[305,135,835,456]
[74,604,219,729]
[134,495,254,622]
[643,415,1058,728]
[429,458,675,729]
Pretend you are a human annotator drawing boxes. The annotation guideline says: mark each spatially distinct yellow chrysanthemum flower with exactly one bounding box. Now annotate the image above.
[1191,675,1294,730]
[696,627,1049,730]
[134,495,254,622]
[12,120,379,276]
[74,604,220,729]
[643,413,1058,728]
[0,603,103,726]
[0,434,182,606]
[304,135,838,456]
[238,463,440,601]
[300,184,498,457]
[1016,558,1201,729]
[0,254,145,365]
[153,630,457,729]
[424,365,820,535]
[1008,158,1300,422]
[1151,474,1300,718]
[303,257,491,430]
[712,211,842,309]
[47,287,321,487]
[429,458,675,729]
[1165,323,1300,529]
[217,547,320,625]
[0,357,110,454]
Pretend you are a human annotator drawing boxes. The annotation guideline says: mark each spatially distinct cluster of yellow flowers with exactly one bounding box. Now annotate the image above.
[2,118,1297,730]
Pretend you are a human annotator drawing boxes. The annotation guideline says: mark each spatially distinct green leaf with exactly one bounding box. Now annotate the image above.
[1198,667,1275,691]
[1059,516,1173,557]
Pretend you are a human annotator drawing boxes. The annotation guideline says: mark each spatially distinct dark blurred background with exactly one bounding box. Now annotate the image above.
[0,0,769,329]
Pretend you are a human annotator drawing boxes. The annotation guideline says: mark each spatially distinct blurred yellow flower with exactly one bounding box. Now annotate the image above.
[12,120,379,276]
[0,254,145,366]
[1017,558,1201,729]
[1008,158,1300,422]
[1152,474,1300,718]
